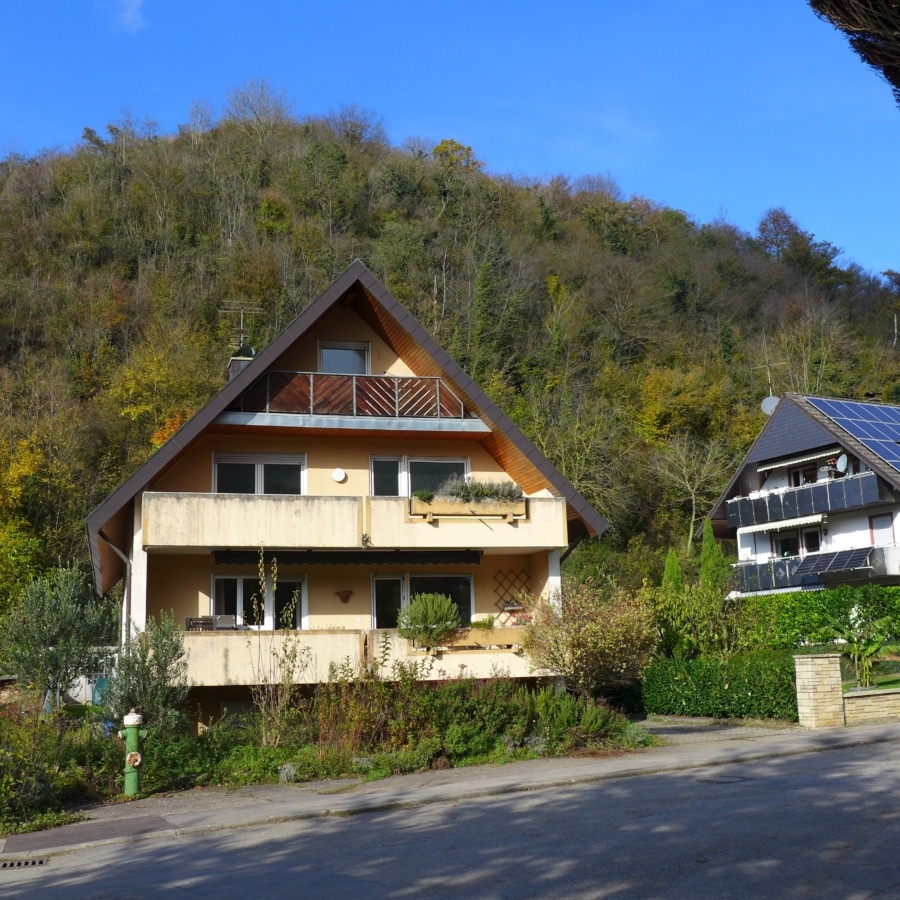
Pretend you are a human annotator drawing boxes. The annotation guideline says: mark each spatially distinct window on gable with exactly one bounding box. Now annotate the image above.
[319,341,369,374]
[214,454,305,495]
[790,465,818,487]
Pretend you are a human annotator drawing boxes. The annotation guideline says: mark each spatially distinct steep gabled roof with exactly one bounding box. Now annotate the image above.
[708,393,900,535]
[87,261,608,593]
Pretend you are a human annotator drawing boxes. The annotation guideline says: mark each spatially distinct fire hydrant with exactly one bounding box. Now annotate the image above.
[117,709,147,797]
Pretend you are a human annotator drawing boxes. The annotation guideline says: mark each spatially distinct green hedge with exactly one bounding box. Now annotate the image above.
[741,585,900,650]
[642,650,798,721]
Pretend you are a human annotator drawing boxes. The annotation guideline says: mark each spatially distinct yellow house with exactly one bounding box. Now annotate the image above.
[86,262,607,714]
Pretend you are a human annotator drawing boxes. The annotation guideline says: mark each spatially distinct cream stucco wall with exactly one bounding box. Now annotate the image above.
[145,551,553,632]
[152,434,511,497]
[271,305,415,376]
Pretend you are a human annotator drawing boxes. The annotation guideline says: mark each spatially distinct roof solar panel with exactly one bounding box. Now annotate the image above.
[793,548,873,576]
[806,397,900,475]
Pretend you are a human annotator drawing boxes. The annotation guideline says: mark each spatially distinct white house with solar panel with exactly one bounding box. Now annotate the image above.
[708,394,900,598]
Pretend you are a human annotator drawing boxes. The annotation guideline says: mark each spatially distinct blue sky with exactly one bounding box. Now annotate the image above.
[3,1,898,275]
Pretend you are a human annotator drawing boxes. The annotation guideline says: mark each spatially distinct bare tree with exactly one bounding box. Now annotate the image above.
[223,78,293,144]
[652,433,736,552]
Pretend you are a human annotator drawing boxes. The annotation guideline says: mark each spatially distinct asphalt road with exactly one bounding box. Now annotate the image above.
[3,736,900,899]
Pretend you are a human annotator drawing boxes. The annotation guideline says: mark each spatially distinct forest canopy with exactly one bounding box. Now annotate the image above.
[1,82,898,598]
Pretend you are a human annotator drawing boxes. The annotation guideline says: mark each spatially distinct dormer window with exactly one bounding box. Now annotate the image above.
[319,341,369,374]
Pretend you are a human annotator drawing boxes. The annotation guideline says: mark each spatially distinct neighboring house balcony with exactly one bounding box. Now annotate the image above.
[182,627,533,686]
[730,544,895,594]
[141,493,569,552]
[726,471,887,529]
[218,371,490,434]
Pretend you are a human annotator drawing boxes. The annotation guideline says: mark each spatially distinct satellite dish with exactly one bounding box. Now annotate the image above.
[836,453,848,473]
[761,395,779,416]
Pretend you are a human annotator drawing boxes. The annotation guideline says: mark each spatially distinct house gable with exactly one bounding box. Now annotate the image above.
[87,261,607,594]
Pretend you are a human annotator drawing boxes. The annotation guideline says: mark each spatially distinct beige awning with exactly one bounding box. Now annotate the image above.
[757,447,842,473]
[739,514,823,535]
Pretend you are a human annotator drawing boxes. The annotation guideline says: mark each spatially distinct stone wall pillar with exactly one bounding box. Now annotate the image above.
[794,654,844,728]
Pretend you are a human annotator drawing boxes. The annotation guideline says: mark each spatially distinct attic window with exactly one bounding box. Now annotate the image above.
[319,341,369,374]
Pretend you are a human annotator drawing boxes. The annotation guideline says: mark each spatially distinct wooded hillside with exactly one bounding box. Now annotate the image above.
[1,85,897,600]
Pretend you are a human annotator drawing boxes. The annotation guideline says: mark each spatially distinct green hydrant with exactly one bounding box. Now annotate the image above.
[117,709,147,797]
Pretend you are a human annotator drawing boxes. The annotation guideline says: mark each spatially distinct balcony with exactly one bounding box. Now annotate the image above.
[731,545,889,594]
[141,493,569,552]
[227,371,471,420]
[182,627,534,686]
[726,471,884,529]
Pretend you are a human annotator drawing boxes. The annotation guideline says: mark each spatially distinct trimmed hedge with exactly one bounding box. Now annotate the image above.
[740,585,900,650]
[642,650,798,721]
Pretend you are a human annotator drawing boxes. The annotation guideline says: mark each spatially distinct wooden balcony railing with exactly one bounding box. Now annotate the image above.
[228,372,468,419]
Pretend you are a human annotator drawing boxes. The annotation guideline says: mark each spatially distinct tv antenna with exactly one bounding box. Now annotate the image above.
[219,299,264,351]
[752,333,785,416]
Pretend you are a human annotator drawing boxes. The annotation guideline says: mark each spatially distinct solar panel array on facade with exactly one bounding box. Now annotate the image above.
[792,547,873,576]
[806,397,900,472]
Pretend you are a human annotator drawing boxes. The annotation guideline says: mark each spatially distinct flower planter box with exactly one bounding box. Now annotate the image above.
[443,626,523,650]
[409,497,526,519]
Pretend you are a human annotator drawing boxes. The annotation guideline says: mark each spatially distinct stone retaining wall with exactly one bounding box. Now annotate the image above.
[793,653,900,727]
[843,686,900,726]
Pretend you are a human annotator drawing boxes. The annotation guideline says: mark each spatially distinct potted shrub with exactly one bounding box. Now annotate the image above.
[397,593,461,650]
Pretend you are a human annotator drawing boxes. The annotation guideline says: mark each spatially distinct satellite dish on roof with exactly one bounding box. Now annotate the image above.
[836,453,848,473]
[761,395,779,416]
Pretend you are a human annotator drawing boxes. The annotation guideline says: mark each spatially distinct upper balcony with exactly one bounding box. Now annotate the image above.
[726,471,886,530]
[141,493,569,553]
[217,371,490,434]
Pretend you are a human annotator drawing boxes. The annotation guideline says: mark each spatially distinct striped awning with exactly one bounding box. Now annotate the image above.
[757,447,842,473]
[739,514,823,535]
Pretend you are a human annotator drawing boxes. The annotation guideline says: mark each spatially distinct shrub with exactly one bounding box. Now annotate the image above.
[642,650,798,720]
[519,582,657,698]
[397,593,461,648]
[104,612,189,730]
[0,567,117,704]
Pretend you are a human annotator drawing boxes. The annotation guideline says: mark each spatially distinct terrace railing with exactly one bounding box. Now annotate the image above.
[228,372,468,419]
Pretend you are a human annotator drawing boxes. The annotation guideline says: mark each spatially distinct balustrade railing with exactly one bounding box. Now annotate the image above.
[228,372,467,419]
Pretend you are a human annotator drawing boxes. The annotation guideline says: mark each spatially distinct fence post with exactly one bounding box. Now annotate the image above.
[793,653,844,728]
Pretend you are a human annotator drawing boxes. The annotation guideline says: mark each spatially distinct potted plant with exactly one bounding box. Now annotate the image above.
[409,477,526,518]
[397,593,461,650]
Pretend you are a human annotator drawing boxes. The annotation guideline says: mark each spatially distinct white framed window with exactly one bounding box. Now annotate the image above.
[370,456,469,497]
[371,573,472,628]
[371,457,402,497]
[212,575,306,629]
[214,454,306,495]
[318,340,370,374]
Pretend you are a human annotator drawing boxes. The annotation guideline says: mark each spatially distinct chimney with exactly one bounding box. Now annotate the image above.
[228,344,256,381]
